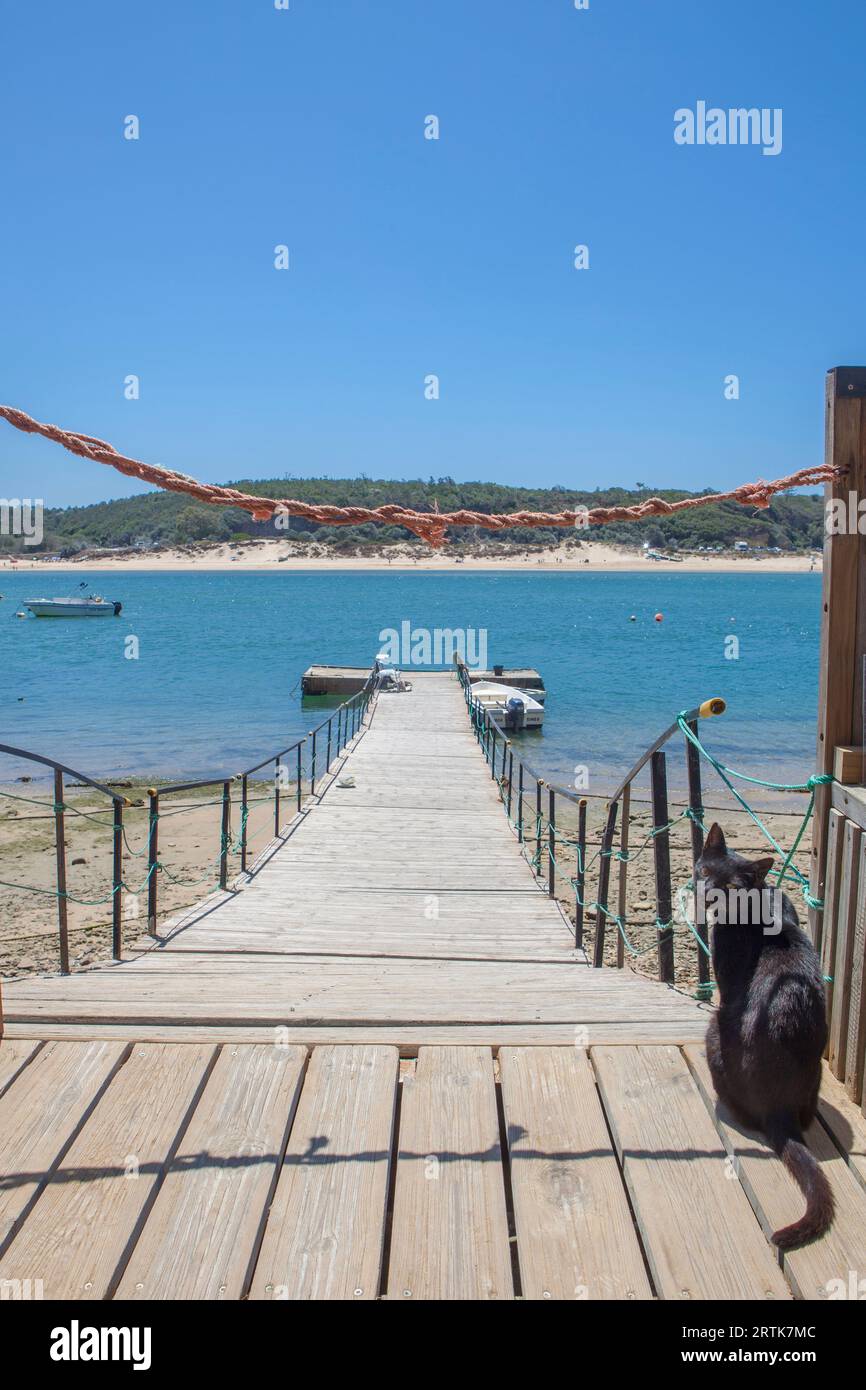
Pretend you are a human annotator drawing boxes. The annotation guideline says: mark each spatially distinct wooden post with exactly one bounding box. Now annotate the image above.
[575,798,587,949]
[53,768,69,974]
[147,790,159,936]
[651,751,675,984]
[548,787,556,898]
[517,762,524,843]
[811,366,866,942]
[592,801,620,967]
[240,774,249,873]
[616,783,631,969]
[219,780,231,890]
[685,720,710,992]
[112,798,123,961]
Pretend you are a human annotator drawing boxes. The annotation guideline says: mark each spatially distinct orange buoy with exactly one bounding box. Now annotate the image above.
[654,612,663,622]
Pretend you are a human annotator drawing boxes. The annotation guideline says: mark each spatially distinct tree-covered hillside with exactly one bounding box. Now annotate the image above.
[2,476,825,554]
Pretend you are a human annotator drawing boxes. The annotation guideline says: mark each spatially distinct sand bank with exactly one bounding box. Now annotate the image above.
[1,539,822,575]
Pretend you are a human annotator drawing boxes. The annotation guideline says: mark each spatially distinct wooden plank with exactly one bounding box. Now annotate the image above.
[116,1044,306,1300]
[386,1045,513,1299]
[499,1046,652,1299]
[1,1020,709,1046]
[820,808,845,976]
[829,819,861,1077]
[846,839,866,1101]
[0,1043,215,1298]
[250,1045,398,1300]
[592,1045,790,1300]
[0,1039,42,1099]
[817,1063,866,1193]
[685,1045,866,1300]
[0,1040,127,1256]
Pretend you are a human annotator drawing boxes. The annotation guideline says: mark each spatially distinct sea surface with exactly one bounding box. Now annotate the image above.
[0,570,821,800]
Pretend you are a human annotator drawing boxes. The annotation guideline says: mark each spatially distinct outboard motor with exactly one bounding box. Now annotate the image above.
[113,601,123,616]
[505,695,526,731]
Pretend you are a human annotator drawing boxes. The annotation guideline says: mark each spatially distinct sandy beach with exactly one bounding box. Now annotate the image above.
[0,538,822,575]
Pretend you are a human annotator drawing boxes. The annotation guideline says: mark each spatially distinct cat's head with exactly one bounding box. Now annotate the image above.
[696,822,775,890]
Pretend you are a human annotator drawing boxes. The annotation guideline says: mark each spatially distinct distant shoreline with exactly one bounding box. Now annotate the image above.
[0,539,822,575]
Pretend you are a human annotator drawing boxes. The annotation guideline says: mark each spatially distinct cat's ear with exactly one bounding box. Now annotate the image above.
[752,857,775,884]
[704,822,726,853]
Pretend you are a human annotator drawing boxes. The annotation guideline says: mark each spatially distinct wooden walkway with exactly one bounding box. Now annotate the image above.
[3,673,866,1299]
[2,675,706,1045]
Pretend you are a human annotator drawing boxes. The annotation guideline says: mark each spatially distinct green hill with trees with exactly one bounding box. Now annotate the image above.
[2,476,825,555]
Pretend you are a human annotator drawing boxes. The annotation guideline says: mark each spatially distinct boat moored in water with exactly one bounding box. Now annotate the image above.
[470,680,544,729]
[24,596,122,618]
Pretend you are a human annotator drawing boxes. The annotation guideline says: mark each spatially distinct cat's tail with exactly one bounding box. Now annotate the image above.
[764,1112,834,1250]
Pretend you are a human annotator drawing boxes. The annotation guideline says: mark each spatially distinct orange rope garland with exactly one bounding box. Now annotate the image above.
[0,404,841,548]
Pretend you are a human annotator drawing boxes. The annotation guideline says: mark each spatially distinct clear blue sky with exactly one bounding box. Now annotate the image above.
[1,0,864,508]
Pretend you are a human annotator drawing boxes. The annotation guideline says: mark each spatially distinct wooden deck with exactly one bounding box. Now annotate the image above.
[3,673,866,1299]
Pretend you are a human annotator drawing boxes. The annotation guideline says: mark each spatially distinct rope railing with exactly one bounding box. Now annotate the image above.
[455,662,822,1000]
[0,403,846,548]
[0,673,376,973]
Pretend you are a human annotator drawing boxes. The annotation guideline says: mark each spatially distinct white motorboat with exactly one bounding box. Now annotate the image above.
[471,681,544,729]
[25,595,122,618]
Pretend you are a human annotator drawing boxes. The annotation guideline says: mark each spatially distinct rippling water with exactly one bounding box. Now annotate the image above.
[0,569,821,798]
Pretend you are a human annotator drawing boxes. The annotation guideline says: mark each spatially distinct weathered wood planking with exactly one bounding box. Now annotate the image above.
[0,1038,42,1098]
[0,1040,127,1256]
[0,1044,215,1298]
[829,818,862,1077]
[116,1044,307,1300]
[845,839,866,1102]
[386,1046,513,1299]
[819,809,844,982]
[685,1045,866,1300]
[499,1046,652,1300]
[251,1045,398,1300]
[592,1045,791,1300]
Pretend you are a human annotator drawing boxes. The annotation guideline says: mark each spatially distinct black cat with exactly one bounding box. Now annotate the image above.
[696,822,833,1249]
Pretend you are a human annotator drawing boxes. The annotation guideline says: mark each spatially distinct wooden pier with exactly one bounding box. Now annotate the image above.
[2,672,866,1299]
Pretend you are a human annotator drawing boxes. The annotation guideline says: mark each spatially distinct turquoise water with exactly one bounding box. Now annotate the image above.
[0,570,821,795]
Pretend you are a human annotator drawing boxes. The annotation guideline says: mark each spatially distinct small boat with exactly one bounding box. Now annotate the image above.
[471,681,544,729]
[25,595,122,618]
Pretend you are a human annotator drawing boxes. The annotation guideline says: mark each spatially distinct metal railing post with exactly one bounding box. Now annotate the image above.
[53,768,69,974]
[274,758,281,836]
[296,742,303,811]
[112,797,123,961]
[147,789,159,936]
[326,716,333,773]
[310,730,317,797]
[507,748,513,821]
[535,778,543,876]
